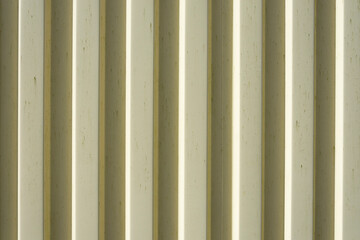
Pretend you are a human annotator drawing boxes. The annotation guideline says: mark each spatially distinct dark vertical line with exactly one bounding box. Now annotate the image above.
[153,0,159,239]
[264,0,285,239]
[261,0,266,239]
[314,0,335,239]
[104,0,126,239]
[99,0,106,239]
[49,0,72,238]
[44,0,52,238]
[313,0,317,239]
[207,0,212,239]
[158,0,179,238]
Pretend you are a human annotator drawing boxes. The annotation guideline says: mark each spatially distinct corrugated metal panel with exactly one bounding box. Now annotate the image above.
[0,0,359,239]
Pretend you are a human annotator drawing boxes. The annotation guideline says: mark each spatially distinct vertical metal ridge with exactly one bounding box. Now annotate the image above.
[335,0,360,239]
[125,0,132,237]
[232,0,263,239]
[178,0,186,237]
[125,1,154,239]
[231,0,241,237]
[284,0,294,238]
[285,0,315,239]
[334,0,344,238]
[0,0,18,239]
[72,0,100,238]
[71,0,78,237]
[334,0,344,239]
[178,0,208,239]
[18,0,45,238]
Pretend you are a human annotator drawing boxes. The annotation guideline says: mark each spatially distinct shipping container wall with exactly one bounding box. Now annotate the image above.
[0,0,359,239]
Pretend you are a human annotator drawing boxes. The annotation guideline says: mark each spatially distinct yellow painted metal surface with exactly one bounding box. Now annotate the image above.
[284,0,315,239]
[0,0,360,239]
[18,0,44,238]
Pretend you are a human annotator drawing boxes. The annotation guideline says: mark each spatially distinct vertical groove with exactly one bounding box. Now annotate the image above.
[221,1,233,238]
[264,0,285,239]
[158,0,179,238]
[48,0,72,239]
[207,0,212,239]
[99,0,106,239]
[312,0,317,238]
[261,0,266,239]
[210,0,232,239]
[44,0,51,238]
[104,0,126,239]
[0,0,18,239]
[153,1,159,240]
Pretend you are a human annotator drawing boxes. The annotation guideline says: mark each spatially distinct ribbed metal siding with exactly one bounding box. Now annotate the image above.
[0,0,359,240]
